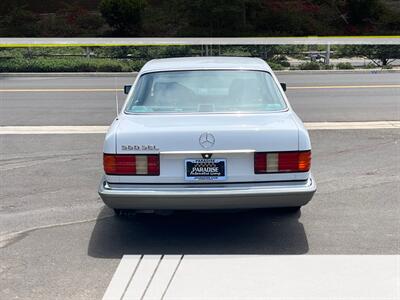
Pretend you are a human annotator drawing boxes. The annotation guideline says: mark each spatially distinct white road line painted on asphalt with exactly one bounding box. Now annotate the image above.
[103,255,399,300]
[145,256,183,300]
[102,255,183,300]
[102,255,142,300]
[122,255,162,300]
[0,122,399,135]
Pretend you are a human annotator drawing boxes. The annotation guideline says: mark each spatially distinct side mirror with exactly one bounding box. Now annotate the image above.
[280,82,287,91]
[124,85,132,94]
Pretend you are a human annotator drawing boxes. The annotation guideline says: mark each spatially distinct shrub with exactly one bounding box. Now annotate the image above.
[279,60,291,68]
[365,62,377,69]
[127,59,146,71]
[267,62,285,71]
[337,45,400,67]
[322,64,334,70]
[0,57,136,72]
[271,55,290,67]
[298,61,321,70]
[336,62,354,69]
[363,62,392,69]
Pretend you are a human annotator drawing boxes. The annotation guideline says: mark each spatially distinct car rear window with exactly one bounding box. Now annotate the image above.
[125,70,287,114]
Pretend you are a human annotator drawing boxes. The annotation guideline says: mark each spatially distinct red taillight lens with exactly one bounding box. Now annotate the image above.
[254,151,311,174]
[278,152,299,172]
[103,154,159,175]
[146,155,160,175]
[254,152,267,174]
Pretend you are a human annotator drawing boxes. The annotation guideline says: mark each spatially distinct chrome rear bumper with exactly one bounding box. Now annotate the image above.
[98,175,316,210]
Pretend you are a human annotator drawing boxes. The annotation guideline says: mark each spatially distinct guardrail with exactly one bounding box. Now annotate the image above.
[0,37,399,47]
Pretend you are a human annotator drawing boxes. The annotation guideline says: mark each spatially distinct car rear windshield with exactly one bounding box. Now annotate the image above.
[125,70,287,114]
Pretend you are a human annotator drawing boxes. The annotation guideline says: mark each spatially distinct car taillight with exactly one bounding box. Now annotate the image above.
[103,154,160,175]
[254,151,311,174]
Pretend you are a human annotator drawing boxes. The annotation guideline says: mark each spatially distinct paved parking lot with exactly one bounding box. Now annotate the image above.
[0,72,399,299]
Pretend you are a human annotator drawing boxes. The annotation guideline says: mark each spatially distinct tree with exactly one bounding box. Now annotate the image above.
[346,0,385,25]
[179,0,254,36]
[0,5,39,36]
[100,0,147,36]
[337,45,400,66]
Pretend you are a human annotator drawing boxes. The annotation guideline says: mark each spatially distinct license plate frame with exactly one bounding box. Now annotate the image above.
[185,158,226,181]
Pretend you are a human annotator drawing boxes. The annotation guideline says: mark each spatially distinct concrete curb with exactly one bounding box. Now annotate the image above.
[0,69,399,77]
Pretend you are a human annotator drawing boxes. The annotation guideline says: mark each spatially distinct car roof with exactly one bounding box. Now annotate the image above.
[140,56,272,73]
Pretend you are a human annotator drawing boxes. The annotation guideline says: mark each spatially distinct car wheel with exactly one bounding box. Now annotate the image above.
[282,206,301,213]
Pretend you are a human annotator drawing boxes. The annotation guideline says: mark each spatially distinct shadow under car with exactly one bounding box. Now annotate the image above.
[88,206,309,258]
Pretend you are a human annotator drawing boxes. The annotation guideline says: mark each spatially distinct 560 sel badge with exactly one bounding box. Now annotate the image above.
[121,145,159,151]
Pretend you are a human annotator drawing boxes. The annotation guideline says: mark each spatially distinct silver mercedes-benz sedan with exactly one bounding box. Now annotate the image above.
[98,57,316,213]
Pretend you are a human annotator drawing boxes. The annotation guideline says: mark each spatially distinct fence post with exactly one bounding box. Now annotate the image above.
[85,47,91,58]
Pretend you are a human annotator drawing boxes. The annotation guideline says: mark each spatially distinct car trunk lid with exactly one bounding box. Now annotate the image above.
[110,112,304,183]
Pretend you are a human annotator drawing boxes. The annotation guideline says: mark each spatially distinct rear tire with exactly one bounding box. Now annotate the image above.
[282,206,301,213]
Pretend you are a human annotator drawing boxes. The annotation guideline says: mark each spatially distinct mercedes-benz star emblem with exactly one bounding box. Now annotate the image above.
[199,132,215,149]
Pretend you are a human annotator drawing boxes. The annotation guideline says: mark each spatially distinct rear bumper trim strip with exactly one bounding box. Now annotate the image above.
[98,174,317,210]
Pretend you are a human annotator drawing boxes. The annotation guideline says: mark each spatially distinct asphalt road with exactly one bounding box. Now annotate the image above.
[0,73,399,299]
[0,72,399,126]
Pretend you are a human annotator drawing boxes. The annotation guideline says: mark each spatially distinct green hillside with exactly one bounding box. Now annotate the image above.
[0,0,399,37]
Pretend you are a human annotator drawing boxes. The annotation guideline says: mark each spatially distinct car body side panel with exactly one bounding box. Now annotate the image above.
[103,118,119,154]
[291,113,312,150]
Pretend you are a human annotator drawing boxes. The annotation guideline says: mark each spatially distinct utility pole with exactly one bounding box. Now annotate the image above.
[325,43,331,65]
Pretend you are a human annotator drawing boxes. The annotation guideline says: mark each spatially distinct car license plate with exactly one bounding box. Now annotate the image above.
[185,159,226,181]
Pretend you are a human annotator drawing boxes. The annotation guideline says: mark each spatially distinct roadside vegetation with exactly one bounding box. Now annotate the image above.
[0,45,399,72]
[0,0,399,37]
[336,62,354,70]
[0,57,140,72]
